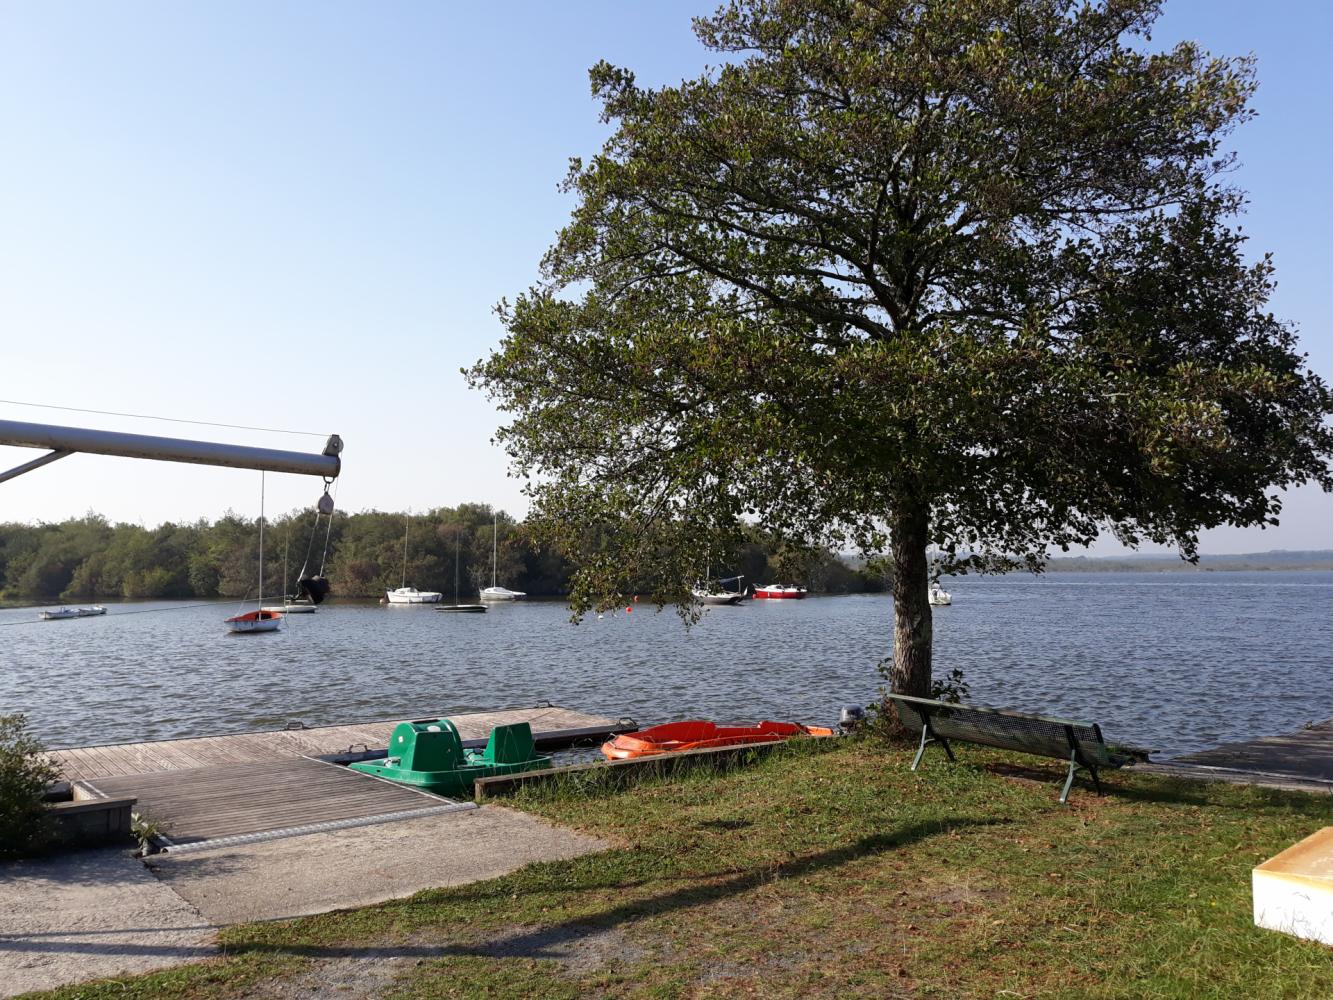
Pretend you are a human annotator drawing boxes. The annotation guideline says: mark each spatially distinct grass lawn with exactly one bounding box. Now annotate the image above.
[31,737,1333,999]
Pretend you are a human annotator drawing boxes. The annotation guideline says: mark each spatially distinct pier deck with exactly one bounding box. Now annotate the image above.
[48,705,629,852]
[1135,719,1333,793]
[82,756,471,850]
[48,704,624,783]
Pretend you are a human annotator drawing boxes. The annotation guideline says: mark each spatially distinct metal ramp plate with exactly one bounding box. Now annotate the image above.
[82,756,474,852]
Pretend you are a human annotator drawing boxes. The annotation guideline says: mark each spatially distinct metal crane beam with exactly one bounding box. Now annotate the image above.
[0,418,342,483]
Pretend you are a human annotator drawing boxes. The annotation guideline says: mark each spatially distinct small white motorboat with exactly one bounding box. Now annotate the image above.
[40,607,82,621]
[386,587,443,604]
[753,584,807,599]
[225,609,283,633]
[928,584,952,606]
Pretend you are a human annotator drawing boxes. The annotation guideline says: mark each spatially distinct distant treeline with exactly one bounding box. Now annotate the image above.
[0,506,887,601]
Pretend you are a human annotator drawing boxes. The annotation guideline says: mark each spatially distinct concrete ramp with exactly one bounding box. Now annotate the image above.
[81,756,471,852]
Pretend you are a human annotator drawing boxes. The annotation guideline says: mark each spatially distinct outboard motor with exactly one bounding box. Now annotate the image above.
[297,575,332,604]
[839,705,866,733]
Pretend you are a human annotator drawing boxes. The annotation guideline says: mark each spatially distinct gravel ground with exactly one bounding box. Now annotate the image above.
[0,847,217,998]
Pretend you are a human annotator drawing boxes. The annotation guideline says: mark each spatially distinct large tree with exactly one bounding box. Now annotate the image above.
[471,0,1332,700]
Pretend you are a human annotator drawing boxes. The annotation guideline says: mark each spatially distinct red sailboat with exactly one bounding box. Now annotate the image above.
[225,609,282,633]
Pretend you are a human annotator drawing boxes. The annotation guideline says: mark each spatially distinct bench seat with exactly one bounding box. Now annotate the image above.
[886,694,1133,804]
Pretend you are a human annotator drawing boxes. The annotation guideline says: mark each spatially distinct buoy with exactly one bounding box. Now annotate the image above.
[625,605,633,614]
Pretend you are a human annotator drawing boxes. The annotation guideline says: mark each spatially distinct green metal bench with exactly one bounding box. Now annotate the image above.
[885,694,1133,804]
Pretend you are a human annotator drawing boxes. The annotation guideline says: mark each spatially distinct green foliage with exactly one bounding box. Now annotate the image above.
[0,712,60,859]
[470,0,1333,695]
[130,810,168,856]
[0,507,876,601]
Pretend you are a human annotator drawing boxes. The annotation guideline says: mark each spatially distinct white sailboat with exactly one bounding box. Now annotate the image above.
[227,473,281,633]
[928,583,952,606]
[386,513,442,604]
[479,513,526,601]
[437,530,487,613]
[692,573,747,605]
[264,534,317,613]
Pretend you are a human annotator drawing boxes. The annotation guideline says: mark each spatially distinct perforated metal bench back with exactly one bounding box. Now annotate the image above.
[888,695,1118,766]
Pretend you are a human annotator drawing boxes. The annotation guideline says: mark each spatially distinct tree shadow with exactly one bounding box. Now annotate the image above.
[227,816,1007,964]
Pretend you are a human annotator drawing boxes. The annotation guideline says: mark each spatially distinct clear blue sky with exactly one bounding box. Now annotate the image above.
[0,1,1328,554]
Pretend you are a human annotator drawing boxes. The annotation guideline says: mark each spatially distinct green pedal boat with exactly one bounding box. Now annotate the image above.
[349,718,551,798]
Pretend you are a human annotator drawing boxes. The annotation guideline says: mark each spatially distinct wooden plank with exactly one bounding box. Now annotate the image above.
[48,706,621,780]
[89,757,450,844]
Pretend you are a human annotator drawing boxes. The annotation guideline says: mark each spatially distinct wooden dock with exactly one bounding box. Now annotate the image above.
[1133,718,1333,794]
[48,704,625,783]
[47,705,631,851]
[82,756,471,851]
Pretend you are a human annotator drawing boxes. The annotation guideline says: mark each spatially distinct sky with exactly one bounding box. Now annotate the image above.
[0,0,1329,555]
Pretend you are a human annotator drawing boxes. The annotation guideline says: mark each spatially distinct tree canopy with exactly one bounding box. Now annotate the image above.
[471,0,1333,698]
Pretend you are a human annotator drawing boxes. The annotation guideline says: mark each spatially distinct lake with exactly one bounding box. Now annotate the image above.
[2,571,1330,759]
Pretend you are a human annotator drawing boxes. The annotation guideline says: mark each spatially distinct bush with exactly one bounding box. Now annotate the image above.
[864,660,971,741]
[0,713,60,859]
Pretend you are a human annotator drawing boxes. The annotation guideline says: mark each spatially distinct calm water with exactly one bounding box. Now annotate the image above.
[2,571,1330,759]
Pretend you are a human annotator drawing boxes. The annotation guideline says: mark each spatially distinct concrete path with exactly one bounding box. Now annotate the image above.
[146,805,607,925]
[0,847,216,999]
[1,805,606,996]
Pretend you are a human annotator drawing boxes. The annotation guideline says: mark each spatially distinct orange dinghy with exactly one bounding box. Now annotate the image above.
[602,719,834,760]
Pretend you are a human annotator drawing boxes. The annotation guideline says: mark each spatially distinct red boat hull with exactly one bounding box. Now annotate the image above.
[602,720,833,760]
[753,587,807,599]
[225,609,282,633]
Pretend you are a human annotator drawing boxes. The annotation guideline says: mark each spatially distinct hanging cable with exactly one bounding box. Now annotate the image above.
[0,398,326,437]
[295,508,322,585]
[258,471,266,606]
[318,477,340,577]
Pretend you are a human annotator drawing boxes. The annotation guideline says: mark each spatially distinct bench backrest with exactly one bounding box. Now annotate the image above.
[887,694,1119,766]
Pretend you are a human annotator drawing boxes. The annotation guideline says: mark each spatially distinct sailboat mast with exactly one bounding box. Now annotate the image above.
[491,514,497,588]
[258,471,265,605]
[454,530,460,605]
[402,515,409,589]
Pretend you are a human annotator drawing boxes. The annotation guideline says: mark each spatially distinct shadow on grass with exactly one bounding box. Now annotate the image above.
[975,759,1228,807]
[227,816,1006,965]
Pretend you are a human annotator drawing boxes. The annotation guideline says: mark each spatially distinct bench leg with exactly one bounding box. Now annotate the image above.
[1088,764,1103,795]
[1059,747,1078,805]
[911,724,931,770]
[910,720,954,771]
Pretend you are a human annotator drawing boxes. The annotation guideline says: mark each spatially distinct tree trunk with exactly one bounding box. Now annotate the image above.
[889,502,932,701]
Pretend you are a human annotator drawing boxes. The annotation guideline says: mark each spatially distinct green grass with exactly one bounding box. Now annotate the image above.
[25,739,1333,999]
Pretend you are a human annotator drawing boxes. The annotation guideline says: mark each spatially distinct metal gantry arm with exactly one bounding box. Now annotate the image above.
[0,418,342,483]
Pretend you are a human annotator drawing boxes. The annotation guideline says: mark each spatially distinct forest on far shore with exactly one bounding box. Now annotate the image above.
[0,506,887,602]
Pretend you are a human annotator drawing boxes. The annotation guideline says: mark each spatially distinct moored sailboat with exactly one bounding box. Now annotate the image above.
[227,471,281,633]
[386,514,442,603]
[225,609,283,633]
[479,513,525,601]
[693,574,747,605]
